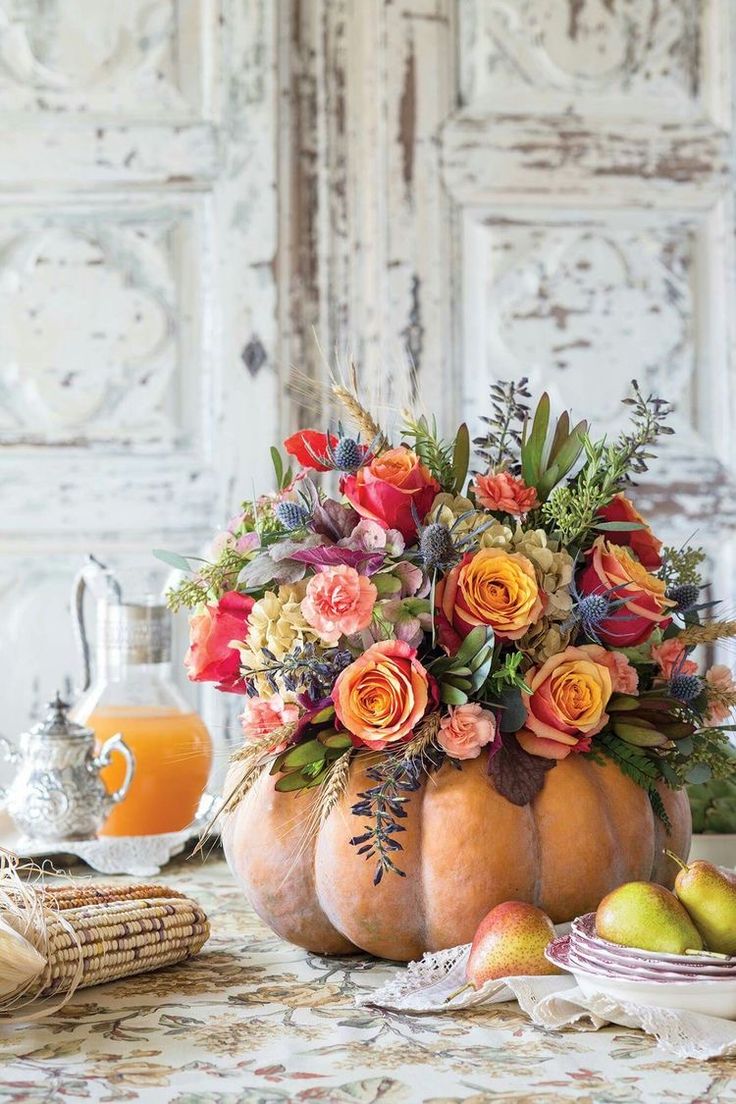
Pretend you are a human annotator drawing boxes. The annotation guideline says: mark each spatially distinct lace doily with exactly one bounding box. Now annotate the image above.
[357,937,736,1060]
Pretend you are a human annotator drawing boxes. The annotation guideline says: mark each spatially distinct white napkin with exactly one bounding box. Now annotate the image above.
[356,941,736,1060]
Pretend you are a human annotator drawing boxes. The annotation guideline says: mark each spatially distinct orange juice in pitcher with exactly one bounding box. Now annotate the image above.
[71,558,212,837]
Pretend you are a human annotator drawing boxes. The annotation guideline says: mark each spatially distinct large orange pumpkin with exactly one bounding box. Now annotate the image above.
[222,753,691,961]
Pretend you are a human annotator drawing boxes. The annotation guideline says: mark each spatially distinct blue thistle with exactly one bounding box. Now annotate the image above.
[562,592,611,640]
[419,523,456,571]
[669,673,701,703]
[667,583,700,613]
[333,437,362,471]
[275,501,309,530]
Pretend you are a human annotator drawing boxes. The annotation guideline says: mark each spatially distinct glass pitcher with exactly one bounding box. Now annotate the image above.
[71,556,212,837]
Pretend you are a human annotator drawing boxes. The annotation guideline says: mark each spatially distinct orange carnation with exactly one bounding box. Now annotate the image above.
[473,471,538,516]
[331,639,430,750]
[517,646,613,761]
[435,547,543,651]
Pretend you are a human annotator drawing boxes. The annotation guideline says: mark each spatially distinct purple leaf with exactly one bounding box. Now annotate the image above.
[310,500,359,540]
[487,733,556,806]
[289,546,385,574]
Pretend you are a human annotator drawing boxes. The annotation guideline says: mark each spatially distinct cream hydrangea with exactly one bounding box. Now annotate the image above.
[237,581,323,697]
[428,494,506,542]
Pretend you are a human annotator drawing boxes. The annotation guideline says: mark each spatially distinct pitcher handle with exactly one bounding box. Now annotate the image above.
[0,735,20,805]
[92,732,136,805]
[71,554,123,695]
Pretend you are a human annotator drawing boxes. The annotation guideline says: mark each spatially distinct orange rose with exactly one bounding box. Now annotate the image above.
[578,536,673,647]
[435,547,543,651]
[331,639,430,749]
[598,493,663,570]
[517,646,613,761]
[341,447,440,541]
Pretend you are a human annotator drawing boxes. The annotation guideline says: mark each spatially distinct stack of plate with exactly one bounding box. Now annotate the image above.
[546,912,736,1018]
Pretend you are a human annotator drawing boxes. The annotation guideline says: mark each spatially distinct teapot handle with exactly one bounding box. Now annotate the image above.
[92,733,136,806]
[0,735,20,805]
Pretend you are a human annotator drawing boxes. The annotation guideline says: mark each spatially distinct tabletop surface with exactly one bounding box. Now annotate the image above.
[1,853,736,1104]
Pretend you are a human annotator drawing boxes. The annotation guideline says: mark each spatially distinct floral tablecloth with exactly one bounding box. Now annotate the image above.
[1,853,736,1104]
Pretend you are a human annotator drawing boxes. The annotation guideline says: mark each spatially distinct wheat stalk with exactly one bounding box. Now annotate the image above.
[679,621,736,647]
[331,361,388,452]
[400,712,441,762]
[316,751,353,827]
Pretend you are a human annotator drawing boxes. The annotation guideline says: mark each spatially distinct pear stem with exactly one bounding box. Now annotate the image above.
[445,981,474,1004]
[664,849,688,872]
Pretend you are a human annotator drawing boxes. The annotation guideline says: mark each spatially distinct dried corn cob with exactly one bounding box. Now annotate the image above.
[39,883,186,910]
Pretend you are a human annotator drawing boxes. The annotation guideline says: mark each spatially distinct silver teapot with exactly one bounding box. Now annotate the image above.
[0,694,135,842]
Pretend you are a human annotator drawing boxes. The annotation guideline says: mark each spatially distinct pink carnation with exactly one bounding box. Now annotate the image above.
[705,664,736,724]
[473,471,538,516]
[579,644,639,695]
[651,638,697,681]
[301,564,377,644]
[240,695,299,754]
[437,703,498,761]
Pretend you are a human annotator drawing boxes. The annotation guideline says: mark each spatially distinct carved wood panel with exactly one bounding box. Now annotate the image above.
[0,0,278,748]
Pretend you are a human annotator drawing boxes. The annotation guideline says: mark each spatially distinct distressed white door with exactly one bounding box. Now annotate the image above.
[0,0,278,750]
[290,0,736,615]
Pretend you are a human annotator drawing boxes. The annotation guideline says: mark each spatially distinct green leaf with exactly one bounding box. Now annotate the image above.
[593,521,647,532]
[548,410,570,464]
[281,740,326,769]
[440,684,469,705]
[451,423,470,494]
[497,686,527,733]
[270,446,284,488]
[455,625,494,665]
[686,762,712,785]
[612,721,667,748]
[153,548,195,574]
[521,391,550,485]
[321,731,353,749]
[311,705,336,725]
[275,772,313,793]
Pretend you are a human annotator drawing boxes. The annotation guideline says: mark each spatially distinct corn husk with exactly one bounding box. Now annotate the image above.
[0,917,46,999]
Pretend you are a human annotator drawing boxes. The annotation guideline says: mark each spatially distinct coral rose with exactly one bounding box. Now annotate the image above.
[651,638,697,681]
[705,664,736,724]
[578,643,639,696]
[438,703,498,760]
[341,447,440,542]
[332,639,430,749]
[435,547,543,650]
[517,646,614,761]
[598,493,663,570]
[473,471,538,516]
[578,537,673,647]
[301,564,377,644]
[185,591,254,693]
[240,694,300,754]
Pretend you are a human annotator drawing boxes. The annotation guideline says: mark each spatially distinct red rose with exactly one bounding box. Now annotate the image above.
[598,493,663,570]
[340,447,439,541]
[283,430,338,472]
[184,591,254,693]
[578,537,673,647]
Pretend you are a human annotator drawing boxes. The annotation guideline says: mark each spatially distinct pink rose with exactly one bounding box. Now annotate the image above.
[705,664,736,724]
[472,471,539,516]
[578,644,639,696]
[341,447,440,541]
[240,694,300,753]
[438,704,498,760]
[301,565,377,644]
[184,591,254,693]
[651,638,697,681]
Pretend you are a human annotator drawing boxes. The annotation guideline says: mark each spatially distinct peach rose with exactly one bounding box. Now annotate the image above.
[517,646,613,760]
[705,664,736,724]
[651,638,698,681]
[240,694,300,754]
[438,703,498,760]
[578,536,673,646]
[301,565,377,644]
[578,643,639,696]
[473,471,539,516]
[184,591,254,693]
[598,492,663,570]
[341,447,440,541]
[332,639,430,749]
[435,547,543,651]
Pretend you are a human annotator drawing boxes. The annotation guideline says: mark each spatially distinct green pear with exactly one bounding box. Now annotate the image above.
[667,851,736,955]
[596,882,703,954]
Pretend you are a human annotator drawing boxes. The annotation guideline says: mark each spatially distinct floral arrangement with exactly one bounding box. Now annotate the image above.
[161,375,736,884]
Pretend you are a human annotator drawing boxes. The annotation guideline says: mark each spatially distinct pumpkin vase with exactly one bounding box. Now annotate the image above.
[222,752,692,961]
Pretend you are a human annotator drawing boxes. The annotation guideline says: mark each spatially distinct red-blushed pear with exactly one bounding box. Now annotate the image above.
[448,901,560,1001]
[666,851,736,955]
